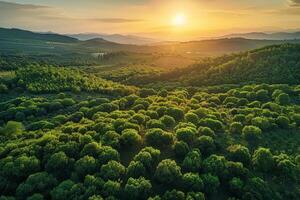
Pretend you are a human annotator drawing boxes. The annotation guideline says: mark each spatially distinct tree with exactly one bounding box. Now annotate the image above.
[0,121,24,138]
[242,125,262,143]
[27,194,44,200]
[120,129,141,147]
[275,116,290,129]
[124,177,152,200]
[229,177,244,197]
[145,128,173,147]
[181,173,203,191]
[98,146,120,165]
[203,155,227,177]
[275,93,290,105]
[184,112,199,125]
[100,161,125,180]
[182,150,202,172]
[252,148,274,173]
[229,122,243,134]
[50,180,76,200]
[186,192,205,200]
[155,159,182,185]
[162,189,185,200]
[195,136,215,156]
[126,161,146,178]
[166,107,184,121]
[201,173,220,194]
[173,141,190,158]
[101,131,120,149]
[160,115,176,128]
[74,156,97,180]
[227,145,251,165]
[197,126,215,137]
[102,180,121,198]
[16,172,57,199]
[45,151,74,179]
[198,118,223,132]
[176,128,196,144]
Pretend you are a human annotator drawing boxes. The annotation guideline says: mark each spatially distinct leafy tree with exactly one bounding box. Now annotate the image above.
[155,159,182,185]
[173,141,190,158]
[102,180,121,198]
[145,128,173,147]
[203,155,227,177]
[162,189,185,200]
[229,122,243,134]
[201,173,220,194]
[252,148,274,173]
[74,156,97,180]
[16,172,57,199]
[181,173,203,191]
[275,116,290,129]
[50,179,76,200]
[100,161,125,180]
[275,93,290,105]
[186,192,205,200]
[229,177,244,197]
[227,145,251,165]
[242,125,262,143]
[182,150,202,172]
[184,112,199,125]
[101,131,120,149]
[197,126,215,137]
[0,121,24,138]
[126,161,146,178]
[45,151,74,179]
[120,129,141,147]
[195,136,215,156]
[80,142,102,158]
[159,115,176,129]
[124,177,152,200]
[176,128,196,144]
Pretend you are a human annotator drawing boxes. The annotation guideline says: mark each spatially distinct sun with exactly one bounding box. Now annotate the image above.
[172,13,186,27]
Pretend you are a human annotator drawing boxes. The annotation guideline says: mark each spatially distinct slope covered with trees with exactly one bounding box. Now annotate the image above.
[132,44,300,86]
[0,81,299,199]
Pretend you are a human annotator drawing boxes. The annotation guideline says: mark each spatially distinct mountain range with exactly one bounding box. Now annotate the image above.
[2,27,300,57]
[221,31,300,40]
[68,33,159,45]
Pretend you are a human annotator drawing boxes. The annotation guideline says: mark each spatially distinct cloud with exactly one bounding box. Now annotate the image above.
[0,1,143,26]
[289,0,300,6]
[90,18,143,23]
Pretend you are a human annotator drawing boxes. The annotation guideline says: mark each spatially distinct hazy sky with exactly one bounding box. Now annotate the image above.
[1,0,300,40]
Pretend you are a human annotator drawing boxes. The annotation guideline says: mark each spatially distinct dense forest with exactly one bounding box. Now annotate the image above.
[122,44,300,86]
[0,60,299,200]
[0,39,299,200]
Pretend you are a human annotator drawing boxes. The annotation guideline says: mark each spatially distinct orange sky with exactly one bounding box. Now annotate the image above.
[1,0,300,40]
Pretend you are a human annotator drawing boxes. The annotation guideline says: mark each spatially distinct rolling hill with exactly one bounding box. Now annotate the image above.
[68,33,159,45]
[2,27,300,59]
[146,44,300,86]
[222,31,300,40]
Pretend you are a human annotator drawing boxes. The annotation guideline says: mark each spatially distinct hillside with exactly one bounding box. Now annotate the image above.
[2,27,300,57]
[69,33,159,45]
[223,31,300,40]
[0,28,78,43]
[133,44,300,86]
[182,44,300,86]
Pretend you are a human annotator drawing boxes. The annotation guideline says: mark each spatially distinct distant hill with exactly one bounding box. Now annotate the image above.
[159,44,300,86]
[2,27,300,58]
[0,28,78,43]
[68,33,159,45]
[222,31,300,40]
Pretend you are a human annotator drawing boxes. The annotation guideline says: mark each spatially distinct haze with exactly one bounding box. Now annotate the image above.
[1,0,300,40]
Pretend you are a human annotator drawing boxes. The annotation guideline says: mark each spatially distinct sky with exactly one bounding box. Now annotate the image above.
[0,0,300,40]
